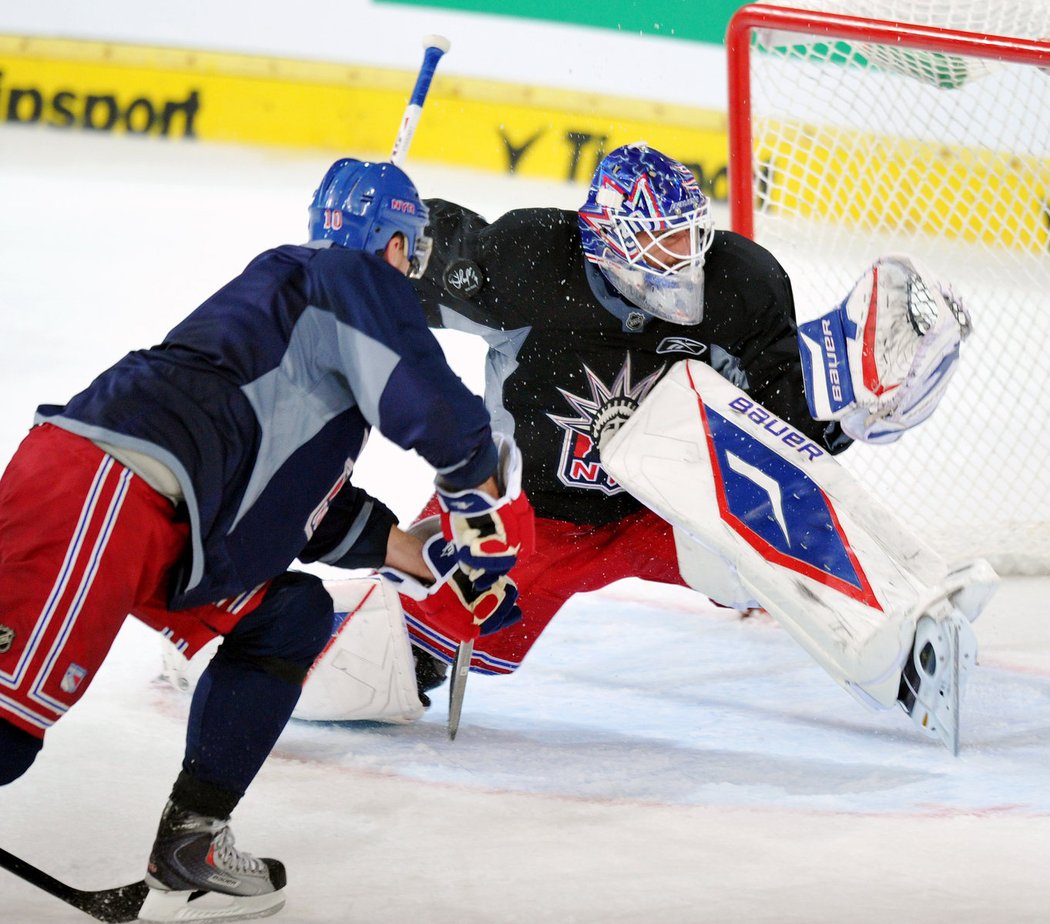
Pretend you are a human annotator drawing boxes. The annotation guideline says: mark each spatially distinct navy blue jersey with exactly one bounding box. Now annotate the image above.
[37,244,496,607]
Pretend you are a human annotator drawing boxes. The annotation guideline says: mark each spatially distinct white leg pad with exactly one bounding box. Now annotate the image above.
[158,577,424,724]
[673,526,761,611]
[601,360,999,728]
[297,577,424,723]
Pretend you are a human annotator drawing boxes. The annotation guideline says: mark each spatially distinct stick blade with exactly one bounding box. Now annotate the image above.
[76,881,150,923]
[0,846,148,924]
[448,638,473,740]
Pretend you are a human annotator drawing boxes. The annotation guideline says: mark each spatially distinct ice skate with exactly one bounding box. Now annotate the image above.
[139,800,286,922]
[897,610,977,756]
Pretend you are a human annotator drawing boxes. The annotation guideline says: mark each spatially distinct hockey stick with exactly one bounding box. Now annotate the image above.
[0,846,147,923]
[389,34,451,167]
[447,636,474,740]
[385,33,476,741]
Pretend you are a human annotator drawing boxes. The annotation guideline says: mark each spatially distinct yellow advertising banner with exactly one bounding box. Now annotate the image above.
[0,35,730,194]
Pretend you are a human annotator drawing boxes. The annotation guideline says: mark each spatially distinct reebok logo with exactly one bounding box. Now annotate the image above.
[656,336,707,357]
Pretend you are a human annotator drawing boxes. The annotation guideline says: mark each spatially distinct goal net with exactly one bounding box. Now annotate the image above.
[726,1,1050,574]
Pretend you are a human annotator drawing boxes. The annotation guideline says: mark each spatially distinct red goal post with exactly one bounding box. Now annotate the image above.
[725,3,1050,574]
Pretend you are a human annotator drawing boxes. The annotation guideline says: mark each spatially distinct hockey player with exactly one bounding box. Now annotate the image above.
[0,157,531,922]
[391,142,985,747]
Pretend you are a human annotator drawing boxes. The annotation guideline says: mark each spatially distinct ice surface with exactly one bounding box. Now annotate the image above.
[1,129,1049,923]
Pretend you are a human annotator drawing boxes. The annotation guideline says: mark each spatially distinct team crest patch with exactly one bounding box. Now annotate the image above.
[0,624,14,653]
[547,355,663,494]
[443,259,484,298]
[60,663,89,694]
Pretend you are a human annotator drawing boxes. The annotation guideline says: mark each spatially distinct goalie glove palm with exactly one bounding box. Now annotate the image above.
[437,433,535,589]
[380,518,522,641]
[797,254,971,444]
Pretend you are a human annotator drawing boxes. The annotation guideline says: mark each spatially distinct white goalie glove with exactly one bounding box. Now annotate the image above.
[797,254,972,444]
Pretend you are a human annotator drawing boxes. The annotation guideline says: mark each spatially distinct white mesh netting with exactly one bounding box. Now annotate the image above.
[736,2,1050,573]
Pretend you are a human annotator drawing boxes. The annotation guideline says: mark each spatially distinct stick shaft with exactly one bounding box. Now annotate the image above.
[390,37,449,166]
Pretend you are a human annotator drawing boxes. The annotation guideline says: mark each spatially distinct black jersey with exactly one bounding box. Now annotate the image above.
[414,200,848,526]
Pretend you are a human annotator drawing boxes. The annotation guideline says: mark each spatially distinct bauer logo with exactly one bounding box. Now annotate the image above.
[701,403,880,609]
[727,396,824,461]
[0,73,201,138]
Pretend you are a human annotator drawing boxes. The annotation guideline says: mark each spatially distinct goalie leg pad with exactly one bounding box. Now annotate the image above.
[296,578,424,723]
[600,359,998,750]
[160,578,425,724]
[673,526,760,611]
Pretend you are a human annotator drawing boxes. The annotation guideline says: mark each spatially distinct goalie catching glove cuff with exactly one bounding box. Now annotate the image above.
[379,517,522,641]
[797,254,972,444]
[436,432,536,590]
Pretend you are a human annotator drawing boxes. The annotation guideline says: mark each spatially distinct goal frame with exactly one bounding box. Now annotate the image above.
[725,3,1050,239]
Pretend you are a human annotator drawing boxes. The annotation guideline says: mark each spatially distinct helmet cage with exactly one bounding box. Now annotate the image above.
[579,144,715,325]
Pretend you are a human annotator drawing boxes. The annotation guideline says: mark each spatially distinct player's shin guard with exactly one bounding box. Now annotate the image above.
[0,720,43,785]
[181,571,331,799]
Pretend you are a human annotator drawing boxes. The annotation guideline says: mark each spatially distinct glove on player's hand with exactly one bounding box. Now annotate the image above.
[379,517,522,641]
[437,433,535,590]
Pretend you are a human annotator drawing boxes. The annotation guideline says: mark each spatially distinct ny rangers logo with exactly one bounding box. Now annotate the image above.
[547,355,663,494]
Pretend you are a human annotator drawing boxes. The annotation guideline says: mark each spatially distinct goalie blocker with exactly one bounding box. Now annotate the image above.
[599,359,997,755]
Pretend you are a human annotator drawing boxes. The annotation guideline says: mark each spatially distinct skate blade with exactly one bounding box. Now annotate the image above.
[911,612,973,756]
[138,886,285,922]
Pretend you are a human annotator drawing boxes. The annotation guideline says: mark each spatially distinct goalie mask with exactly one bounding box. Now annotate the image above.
[579,143,715,325]
[308,158,432,278]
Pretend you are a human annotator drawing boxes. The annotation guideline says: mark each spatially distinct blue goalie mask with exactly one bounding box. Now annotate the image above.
[579,143,715,325]
[307,158,432,278]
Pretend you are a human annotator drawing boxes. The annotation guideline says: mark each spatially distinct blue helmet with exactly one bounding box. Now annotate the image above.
[308,158,432,277]
[579,142,714,325]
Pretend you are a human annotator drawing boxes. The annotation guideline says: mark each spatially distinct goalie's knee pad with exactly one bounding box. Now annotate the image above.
[0,719,43,785]
[220,571,333,680]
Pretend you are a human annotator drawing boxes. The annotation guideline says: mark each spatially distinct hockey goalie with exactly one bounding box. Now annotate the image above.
[161,254,995,754]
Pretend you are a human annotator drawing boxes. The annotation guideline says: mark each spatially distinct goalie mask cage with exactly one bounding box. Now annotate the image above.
[726,2,1050,575]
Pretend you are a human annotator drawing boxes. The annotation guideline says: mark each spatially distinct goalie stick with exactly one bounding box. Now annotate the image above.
[448,636,474,740]
[0,846,147,923]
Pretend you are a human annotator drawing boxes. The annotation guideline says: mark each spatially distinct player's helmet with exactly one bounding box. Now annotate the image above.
[578,143,715,324]
[308,158,432,278]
